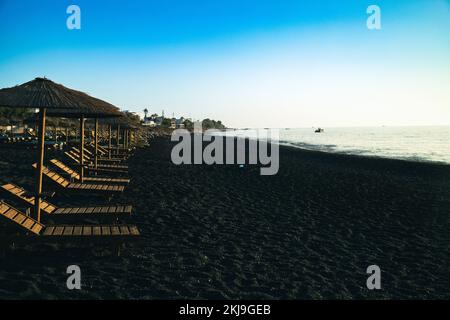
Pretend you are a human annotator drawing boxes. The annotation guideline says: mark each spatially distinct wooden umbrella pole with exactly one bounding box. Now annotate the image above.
[124,129,128,148]
[117,124,120,152]
[94,118,99,169]
[35,108,46,223]
[66,127,69,144]
[79,115,85,183]
[108,124,112,159]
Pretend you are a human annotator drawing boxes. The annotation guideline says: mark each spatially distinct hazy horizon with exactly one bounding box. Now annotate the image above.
[0,0,449,128]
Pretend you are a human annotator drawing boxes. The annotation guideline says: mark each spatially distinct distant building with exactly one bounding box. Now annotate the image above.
[175,117,185,128]
[141,111,187,129]
[142,119,156,127]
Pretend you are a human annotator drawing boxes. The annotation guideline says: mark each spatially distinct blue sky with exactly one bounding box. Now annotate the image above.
[0,0,449,127]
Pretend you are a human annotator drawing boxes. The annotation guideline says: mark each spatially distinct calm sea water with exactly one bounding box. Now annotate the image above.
[219,126,450,164]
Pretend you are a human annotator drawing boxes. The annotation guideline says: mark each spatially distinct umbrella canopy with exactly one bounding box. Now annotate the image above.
[0,78,122,223]
[99,114,139,128]
[0,77,122,117]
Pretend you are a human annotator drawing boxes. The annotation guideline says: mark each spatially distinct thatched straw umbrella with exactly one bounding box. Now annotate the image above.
[0,77,121,222]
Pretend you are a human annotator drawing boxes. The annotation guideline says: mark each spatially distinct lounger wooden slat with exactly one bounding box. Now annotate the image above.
[93,207,102,213]
[13,213,27,225]
[31,224,44,234]
[5,208,18,219]
[63,226,74,235]
[73,226,83,236]
[101,226,110,235]
[22,218,35,230]
[77,207,88,214]
[43,226,55,236]
[45,205,57,213]
[129,226,140,236]
[40,202,49,210]
[124,205,133,213]
[0,203,9,214]
[119,226,130,235]
[93,226,101,235]
[82,226,92,236]
[2,184,15,191]
[100,207,109,213]
[53,226,64,235]
[85,207,95,214]
[111,226,120,235]
[55,208,71,214]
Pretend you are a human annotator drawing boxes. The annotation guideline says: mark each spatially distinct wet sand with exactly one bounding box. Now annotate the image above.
[0,137,449,299]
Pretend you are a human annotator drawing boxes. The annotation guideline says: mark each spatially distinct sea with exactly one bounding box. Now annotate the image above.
[215,126,450,165]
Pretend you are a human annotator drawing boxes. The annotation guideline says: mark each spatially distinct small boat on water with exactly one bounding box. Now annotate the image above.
[315,128,324,133]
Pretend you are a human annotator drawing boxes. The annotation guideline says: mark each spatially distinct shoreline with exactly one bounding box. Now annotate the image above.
[279,141,450,167]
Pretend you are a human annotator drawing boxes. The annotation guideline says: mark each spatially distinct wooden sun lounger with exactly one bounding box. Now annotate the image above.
[69,149,129,169]
[100,145,134,156]
[87,144,108,156]
[1,183,132,216]
[0,201,140,241]
[96,144,109,154]
[102,146,134,152]
[72,147,124,163]
[87,144,129,159]
[32,164,125,194]
[64,152,128,174]
[50,159,130,184]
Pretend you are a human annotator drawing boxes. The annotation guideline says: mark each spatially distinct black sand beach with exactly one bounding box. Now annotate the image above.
[0,137,449,299]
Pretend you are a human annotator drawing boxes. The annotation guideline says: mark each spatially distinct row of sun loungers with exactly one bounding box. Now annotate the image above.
[0,143,139,247]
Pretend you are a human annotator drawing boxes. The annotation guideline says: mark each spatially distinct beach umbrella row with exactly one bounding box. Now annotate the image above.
[0,77,122,222]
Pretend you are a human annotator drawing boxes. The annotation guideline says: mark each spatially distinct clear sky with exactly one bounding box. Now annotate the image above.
[0,0,449,128]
